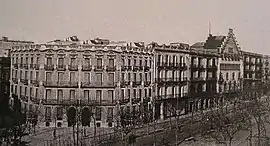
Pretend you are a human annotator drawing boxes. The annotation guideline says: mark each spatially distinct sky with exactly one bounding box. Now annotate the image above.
[1,0,269,54]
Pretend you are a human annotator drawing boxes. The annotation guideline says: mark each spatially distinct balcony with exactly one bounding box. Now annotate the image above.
[94,65,104,71]
[206,77,217,81]
[143,98,150,103]
[121,66,128,71]
[13,64,18,69]
[30,80,39,87]
[23,64,29,69]
[106,66,117,72]
[127,66,132,71]
[57,65,66,71]
[68,65,78,71]
[43,81,55,87]
[133,81,142,87]
[190,77,205,82]
[33,64,40,70]
[132,98,141,104]
[81,82,117,88]
[119,98,130,104]
[44,64,54,71]
[12,78,18,84]
[30,64,34,69]
[20,64,24,68]
[144,81,151,87]
[30,96,40,104]
[81,99,116,106]
[206,65,217,70]
[139,66,144,71]
[41,99,116,106]
[56,81,79,88]
[20,95,28,102]
[20,79,28,85]
[120,81,130,88]
[144,66,150,72]
[157,62,166,70]
[133,66,140,72]
[82,65,92,71]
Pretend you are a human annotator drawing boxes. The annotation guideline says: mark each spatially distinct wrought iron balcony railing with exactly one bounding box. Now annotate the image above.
[23,64,28,69]
[33,64,40,70]
[68,65,78,71]
[94,65,104,71]
[20,95,28,102]
[13,64,18,69]
[57,65,66,71]
[30,80,39,87]
[81,82,117,88]
[20,64,24,68]
[44,64,54,71]
[82,65,92,71]
[106,66,117,72]
[144,66,150,72]
[41,99,116,106]
[144,81,151,87]
[12,78,18,84]
[20,79,28,85]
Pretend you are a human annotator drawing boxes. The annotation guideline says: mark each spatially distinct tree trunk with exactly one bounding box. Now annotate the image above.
[73,126,76,146]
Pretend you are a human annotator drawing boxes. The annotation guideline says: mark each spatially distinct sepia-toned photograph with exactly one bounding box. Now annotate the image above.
[1,0,270,146]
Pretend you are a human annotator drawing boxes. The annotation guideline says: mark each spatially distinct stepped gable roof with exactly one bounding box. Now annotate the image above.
[204,34,226,49]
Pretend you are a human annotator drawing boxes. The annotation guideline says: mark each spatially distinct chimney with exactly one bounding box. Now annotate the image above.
[2,37,8,41]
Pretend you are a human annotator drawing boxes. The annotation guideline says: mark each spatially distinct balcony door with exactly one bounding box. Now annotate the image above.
[109,73,114,84]
[58,72,64,83]
[96,73,102,85]
[47,58,52,65]
[85,58,90,67]
[97,58,102,67]
[58,58,64,66]
[46,72,51,82]
[70,58,76,66]
[70,72,75,82]
[84,73,90,83]
[109,59,114,67]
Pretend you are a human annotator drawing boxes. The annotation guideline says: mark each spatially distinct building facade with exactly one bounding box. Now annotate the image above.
[10,37,154,128]
[153,42,189,120]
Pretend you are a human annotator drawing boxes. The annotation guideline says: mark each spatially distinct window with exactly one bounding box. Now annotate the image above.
[85,58,90,66]
[15,86,17,95]
[128,59,131,66]
[96,73,102,84]
[232,72,235,80]
[228,48,233,53]
[58,58,64,66]
[47,58,52,65]
[134,59,137,66]
[30,88,33,97]
[97,58,102,67]
[96,90,102,103]
[145,89,147,98]
[139,89,142,99]
[46,89,51,100]
[145,59,148,66]
[107,107,113,122]
[21,57,23,64]
[56,107,63,120]
[30,71,33,80]
[57,90,63,100]
[226,73,229,80]
[70,90,75,100]
[36,72,39,80]
[108,90,114,102]
[109,59,114,67]
[46,72,51,81]
[122,58,125,66]
[133,89,136,98]
[25,71,28,79]
[19,86,22,95]
[84,73,90,82]
[149,88,151,97]
[30,57,33,64]
[96,107,102,121]
[36,88,38,98]
[36,57,39,64]
[58,72,64,82]
[20,70,22,79]
[121,73,125,82]
[140,60,142,66]
[70,58,76,66]
[108,73,114,83]
[139,73,142,81]
[24,87,27,96]
[70,72,75,82]
[127,89,131,98]
[25,57,28,64]
[134,73,136,81]
[45,107,51,121]
[15,70,17,78]
[145,73,148,81]
[121,89,124,100]
[84,90,89,100]
[128,73,131,81]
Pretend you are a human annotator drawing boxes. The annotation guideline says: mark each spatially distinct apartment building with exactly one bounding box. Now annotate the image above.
[10,37,154,128]
[242,51,263,97]
[262,55,270,82]
[188,44,218,113]
[153,42,189,120]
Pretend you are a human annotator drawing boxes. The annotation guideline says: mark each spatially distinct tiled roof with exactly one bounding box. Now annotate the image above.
[191,42,205,48]
[204,35,226,49]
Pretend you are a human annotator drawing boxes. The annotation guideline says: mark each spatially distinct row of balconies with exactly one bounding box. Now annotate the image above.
[155,93,189,100]
[191,64,217,70]
[120,81,151,88]
[44,65,117,72]
[13,63,40,70]
[41,99,116,106]
[157,62,187,70]
[12,78,39,87]
[119,97,151,105]
[156,78,188,87]
[121,65,151,72]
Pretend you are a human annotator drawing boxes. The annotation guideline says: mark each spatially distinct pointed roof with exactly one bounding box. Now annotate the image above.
[204,34,226,49]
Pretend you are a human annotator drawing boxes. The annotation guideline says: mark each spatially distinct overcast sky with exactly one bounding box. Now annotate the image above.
[1,0,269,54]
